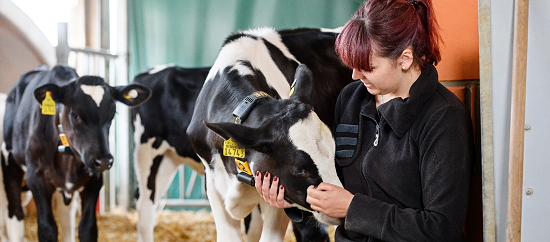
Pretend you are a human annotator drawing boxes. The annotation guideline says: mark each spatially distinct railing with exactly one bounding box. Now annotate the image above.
[56,22,209,213]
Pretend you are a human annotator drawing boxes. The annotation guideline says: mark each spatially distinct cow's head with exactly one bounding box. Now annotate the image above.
[205,65,343,225]
[33,76,151,173]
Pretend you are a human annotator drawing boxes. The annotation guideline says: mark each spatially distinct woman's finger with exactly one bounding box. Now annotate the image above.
[269,176,280,201]
[261,172,271,199]
[277,186,292,208]
[254,171,263,195]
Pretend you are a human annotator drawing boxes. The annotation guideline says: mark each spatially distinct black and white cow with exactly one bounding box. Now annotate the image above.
[130,64,209,242]
[2,65,151,242]
[187,27,353,241]
[130,64,325,242]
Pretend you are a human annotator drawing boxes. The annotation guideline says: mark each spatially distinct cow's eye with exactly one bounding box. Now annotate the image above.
[71,112,82,124]
[292,167,309,177]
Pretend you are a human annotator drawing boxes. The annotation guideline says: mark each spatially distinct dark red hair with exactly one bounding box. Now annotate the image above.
[336,0,442,72]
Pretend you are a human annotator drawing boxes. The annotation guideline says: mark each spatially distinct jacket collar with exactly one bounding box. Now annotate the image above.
[361,64,439,137]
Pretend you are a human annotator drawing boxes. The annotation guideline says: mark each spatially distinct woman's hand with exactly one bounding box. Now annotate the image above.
[306,182,354,218]
[254,171,292,209]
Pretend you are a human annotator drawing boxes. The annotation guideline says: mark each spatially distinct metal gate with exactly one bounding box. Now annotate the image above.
[56,22,208,213]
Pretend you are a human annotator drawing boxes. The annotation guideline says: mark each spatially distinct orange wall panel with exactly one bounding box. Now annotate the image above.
[434,0,479,81]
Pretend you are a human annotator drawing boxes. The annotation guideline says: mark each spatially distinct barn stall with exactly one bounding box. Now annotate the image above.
[1,0,490,241]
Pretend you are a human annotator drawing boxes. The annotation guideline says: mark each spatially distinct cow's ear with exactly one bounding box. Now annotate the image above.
[204,121,273,154]
[34,83,64,103]
[289,64,314,104]
[112,84,152,107]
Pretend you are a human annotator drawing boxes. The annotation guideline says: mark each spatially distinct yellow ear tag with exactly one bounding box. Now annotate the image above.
[235,158,252,175]
[223,138,245,158]
[41,91,56,115]
[124,89,138,99]
[289,79,297,97]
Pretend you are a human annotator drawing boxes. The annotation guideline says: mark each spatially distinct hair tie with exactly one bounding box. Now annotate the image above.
[406,0,418,6]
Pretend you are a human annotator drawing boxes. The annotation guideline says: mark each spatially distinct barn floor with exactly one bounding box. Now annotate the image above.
[23,206,335,242]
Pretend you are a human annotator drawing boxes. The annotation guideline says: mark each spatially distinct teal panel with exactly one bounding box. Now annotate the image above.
[128,0,363,209]
[129,0,363,77]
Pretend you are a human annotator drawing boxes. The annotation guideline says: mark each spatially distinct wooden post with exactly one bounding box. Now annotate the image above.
[506,0,529,241]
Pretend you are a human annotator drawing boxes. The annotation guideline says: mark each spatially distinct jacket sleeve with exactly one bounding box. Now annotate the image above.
[343,104,475,241]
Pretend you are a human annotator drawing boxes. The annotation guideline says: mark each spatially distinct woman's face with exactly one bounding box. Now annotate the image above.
[351,53,404,96]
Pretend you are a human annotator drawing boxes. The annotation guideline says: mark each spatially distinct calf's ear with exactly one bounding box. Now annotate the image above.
[289,64,314,104]
[204,121,273,154]
[112,84,152,107]
[34,84,64,103]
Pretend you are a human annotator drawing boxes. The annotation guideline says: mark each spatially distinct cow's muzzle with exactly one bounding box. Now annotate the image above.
[93,154,113,171]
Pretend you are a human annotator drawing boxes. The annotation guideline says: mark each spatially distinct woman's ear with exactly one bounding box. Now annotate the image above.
[400,47,414,71]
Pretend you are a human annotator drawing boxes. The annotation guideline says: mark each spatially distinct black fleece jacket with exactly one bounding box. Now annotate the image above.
[332,64,474,242]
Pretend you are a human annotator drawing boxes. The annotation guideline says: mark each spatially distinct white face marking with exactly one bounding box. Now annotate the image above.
[148,64,175,74]
[65,182,74,191]
[206,27,300,99]
[288,112,344,225]
[81,84,105,107]
[288,111,342,188]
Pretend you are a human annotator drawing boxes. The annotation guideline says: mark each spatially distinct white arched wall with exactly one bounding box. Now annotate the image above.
[0,0,55,93]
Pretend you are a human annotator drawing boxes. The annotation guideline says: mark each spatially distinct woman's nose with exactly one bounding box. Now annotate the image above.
[352,69,364,80]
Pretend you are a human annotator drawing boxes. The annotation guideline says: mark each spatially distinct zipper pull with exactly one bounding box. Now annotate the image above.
[374,124,379,146]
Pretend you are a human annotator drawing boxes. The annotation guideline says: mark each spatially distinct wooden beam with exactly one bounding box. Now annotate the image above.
[506,0,529,241]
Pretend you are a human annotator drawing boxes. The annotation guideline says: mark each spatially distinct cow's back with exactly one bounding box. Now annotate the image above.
[131,65,209,158]
[278,28,352,127]
[188,28,352,162]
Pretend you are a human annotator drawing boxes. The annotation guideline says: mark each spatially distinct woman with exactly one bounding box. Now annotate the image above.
[255,0,475,241]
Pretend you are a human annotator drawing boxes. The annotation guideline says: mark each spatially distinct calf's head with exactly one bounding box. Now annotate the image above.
[33,76,151,173]
[205,65,343,225]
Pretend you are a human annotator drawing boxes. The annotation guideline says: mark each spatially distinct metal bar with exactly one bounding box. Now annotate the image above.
[163,199,211,208]
[71,47,118,59]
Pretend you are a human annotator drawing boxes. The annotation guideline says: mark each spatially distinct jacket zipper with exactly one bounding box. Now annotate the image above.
[360,115,381,198]
[373,124,379,146]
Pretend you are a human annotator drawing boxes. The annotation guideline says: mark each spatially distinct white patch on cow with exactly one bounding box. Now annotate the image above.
[53,191,78,242]
[148,64,176,74]
[66,182,74,191]
[320,26,344,33]
[5,216,24,242]
[0,143,8,166]
[64,191,72,200]
[133,114,205,242]
[230,63,254,77]
[201,155,243,241]
[206,27,299,99]
[288,111,344,225]
[80,84,105,107]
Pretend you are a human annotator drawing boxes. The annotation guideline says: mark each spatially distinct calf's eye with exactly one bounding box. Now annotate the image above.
[71,112,83,124]
[292,167,309,177]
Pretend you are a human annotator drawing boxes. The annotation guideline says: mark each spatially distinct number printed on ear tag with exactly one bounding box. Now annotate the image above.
[41,91,56,115]
[223,138,245,158]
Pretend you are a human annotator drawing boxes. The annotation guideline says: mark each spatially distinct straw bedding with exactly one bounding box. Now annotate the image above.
[22,205,335,242]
